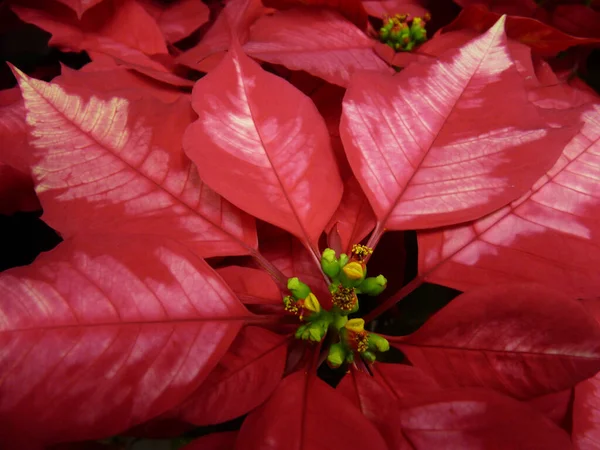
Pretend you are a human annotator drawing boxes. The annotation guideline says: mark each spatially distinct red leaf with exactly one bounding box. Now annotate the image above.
[397,389,573,449]
[182,42,343,252]
[444,4,600,57]
[336,368,412,449]
[418,104,600,298]
[12,66,258,259]
[391,284,600,399]
[139,0,210,43]
[263,0,368,29]
[527,390,571,426]
[259,233,329,303]
[0,235,248,446]
[183,432,239,450]
[370,363,441,402]
[552,5,600,39]
[362,0,428,19]
[0,164,40,214]
[57,62,184,104]
[216,266,282,306]
[326,176,376,254]
[340,17,576,232]
[0,87,33,173]
[236,371,388,450]
[178,326,288,425]
[176,0,266,72]
[243,8,392,87]
[573,298,600,449]
[12,0,168,56]
[54,0,106,19]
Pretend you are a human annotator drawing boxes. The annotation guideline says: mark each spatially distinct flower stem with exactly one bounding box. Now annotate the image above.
[363,276,424,322]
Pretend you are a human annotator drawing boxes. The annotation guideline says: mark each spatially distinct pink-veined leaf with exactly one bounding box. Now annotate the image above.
[183,432,239,450]
[236,371,388,450]
[397,388,573,449]
[54,0,106,18]
[444,4,600,57]
[12,66,257,259]
[139,0,210,43]
[216,266,282,306]
[178,326,288,425]
[176,0,266,72]
[362,0,428,19]
[336,368,412,449]
[243,8,392,87]
[11,0,168,56]
[182,42,343,253]
[340,17,578,233]
[417,104,600,298]
[0,235,249,447]
[326,176,376,254]
[263,0,368,29]
[390,284,600,399]
[573,298,600,449]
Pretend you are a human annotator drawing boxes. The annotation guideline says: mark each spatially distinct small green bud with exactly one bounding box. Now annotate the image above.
[321,248,341,278]
[358,275,388,296]
[332,313,348,330]
[338,253,349,267]
[368,333,390,352]
[287,277,310,300]
[327,343,346,368]
[362,351,377,363]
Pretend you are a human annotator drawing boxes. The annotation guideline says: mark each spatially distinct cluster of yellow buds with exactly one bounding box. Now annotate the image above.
[379,13,429,52]
[327,318,390,368]
[282,244,390,366]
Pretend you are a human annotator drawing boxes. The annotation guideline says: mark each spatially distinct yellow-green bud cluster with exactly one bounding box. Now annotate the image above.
[282,245,390,366]
[379,13,429,52]
[327,319,390,368]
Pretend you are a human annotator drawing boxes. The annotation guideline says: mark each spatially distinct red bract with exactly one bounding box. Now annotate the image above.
[1,0,600,448]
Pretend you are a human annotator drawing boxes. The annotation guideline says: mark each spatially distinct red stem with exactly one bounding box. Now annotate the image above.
[363,276,424,323]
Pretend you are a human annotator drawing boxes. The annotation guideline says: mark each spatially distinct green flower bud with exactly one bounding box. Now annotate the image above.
[368,333,390,352]
[338,253,349,267]
[358,275,388,296]
[332,313,348,330]
[287,277,310,300]
[321,248,341,278]
[327,343,346,368]
[362,351,377,363]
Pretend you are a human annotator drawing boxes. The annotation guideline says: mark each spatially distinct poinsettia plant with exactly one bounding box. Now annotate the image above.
[2,0,600,449]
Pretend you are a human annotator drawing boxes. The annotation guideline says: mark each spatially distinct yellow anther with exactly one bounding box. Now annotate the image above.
[345,318,365,333]
[342,261,364,280]
[351,244,373,262]
[332,285,357,311]
[304,292,321,313]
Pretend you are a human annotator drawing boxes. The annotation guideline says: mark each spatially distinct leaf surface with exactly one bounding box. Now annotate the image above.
[418,104,600,297]
[139,0,210,43]
[573,298,600,450]
[397,389,573,449]
[444,4,600,56]
[178,326,288,425]
[182,42,342,251]
[362,0,428,18]
[12,66,257,259]
[12,0,168,56]
[236,371,388,450]
[216,266,282,306]
[54,0,106,18]
[340,17,576,231]
[263,0,368,28]
[0,235,248,446]
[243,8,392,87]
[391,284,600,399]
[326,176,376,254]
